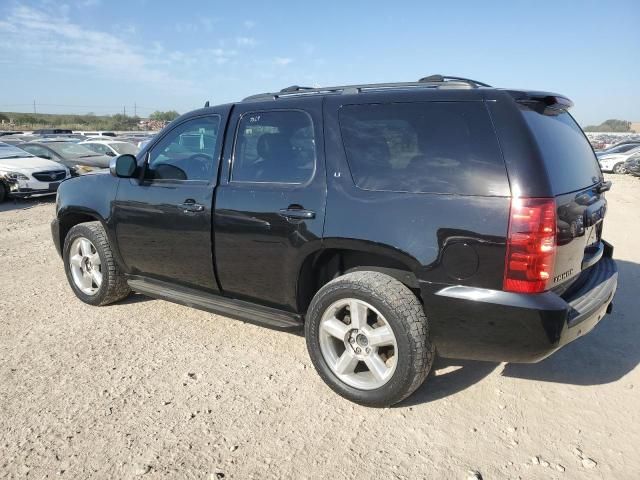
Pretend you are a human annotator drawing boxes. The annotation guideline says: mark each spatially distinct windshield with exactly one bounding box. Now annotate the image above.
[111,142,138,155]
[46,142,99,158]
[0,143,34,159]
[520,107,602,194]
[603,143,640,154]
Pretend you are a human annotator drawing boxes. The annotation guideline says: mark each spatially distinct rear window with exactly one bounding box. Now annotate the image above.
[338,102,508,196]
[520,108,602,194]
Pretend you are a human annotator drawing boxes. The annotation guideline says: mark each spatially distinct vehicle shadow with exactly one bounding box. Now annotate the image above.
[116,293,153,305]
[399,357,499,407]
[502,259,639,385]
[0,195,56,213]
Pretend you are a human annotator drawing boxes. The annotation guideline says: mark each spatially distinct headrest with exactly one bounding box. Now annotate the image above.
[256,133,291,161]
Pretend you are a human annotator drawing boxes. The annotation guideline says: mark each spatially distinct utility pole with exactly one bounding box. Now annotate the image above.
[134,102,137,117]
[123,105,126,116]
[33,100,36,114]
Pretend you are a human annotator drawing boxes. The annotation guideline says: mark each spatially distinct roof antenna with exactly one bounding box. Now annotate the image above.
[204,100,210,108]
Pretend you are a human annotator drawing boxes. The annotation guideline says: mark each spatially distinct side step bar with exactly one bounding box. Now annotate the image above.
[127,276,303,331]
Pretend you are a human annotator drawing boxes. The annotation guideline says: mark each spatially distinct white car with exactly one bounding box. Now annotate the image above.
[598,145,640,174]
[79,139,139,157]
[0,142,71,202]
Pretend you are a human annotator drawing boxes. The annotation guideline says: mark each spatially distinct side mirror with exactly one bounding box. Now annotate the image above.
[106,150,116,157]
[110,154,137,178]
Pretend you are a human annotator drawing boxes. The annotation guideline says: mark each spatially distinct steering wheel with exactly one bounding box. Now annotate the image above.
[173,153,212,179]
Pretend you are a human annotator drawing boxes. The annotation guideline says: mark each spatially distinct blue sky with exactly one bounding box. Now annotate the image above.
[0,0,638,125]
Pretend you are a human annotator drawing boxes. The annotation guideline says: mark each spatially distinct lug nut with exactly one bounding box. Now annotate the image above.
[355,347,361,354]
[349,338,355,344]
[365,347,371,354]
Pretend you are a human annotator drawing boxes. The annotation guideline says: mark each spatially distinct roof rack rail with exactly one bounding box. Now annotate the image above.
[279,85,313,93]
[418,74,492,88]
[242,75,486,102]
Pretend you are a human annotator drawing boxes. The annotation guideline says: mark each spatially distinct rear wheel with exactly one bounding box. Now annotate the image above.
[612,162,627,174]
[0,182,6,203]
[305,271,434,407]
[63,222,130,306]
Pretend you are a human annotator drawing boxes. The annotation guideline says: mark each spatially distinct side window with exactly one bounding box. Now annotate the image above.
[86,143,108,154]
[338,102,508,196]
[232,110,315,184]
[146,116,220,181]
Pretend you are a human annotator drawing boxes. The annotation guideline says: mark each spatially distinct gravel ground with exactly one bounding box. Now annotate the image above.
[1,174,639,479]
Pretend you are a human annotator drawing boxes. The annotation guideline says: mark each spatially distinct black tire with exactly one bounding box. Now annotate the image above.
[305,271,435,407]
[0,182,7,203]
[63,221,130,306]
[612,162,627,174]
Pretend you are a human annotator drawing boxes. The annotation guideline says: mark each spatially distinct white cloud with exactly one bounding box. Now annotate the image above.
[0,5,233,95]
[236,36,257,47]
[243,20,255,29]
[273,57,293,66]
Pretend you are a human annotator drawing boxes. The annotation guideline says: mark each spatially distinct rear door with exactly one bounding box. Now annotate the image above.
[519,106,607,290]
[214,98,326,311]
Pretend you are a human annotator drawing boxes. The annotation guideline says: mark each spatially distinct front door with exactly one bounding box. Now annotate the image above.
[113,113,225,292]
[214,99,326,311]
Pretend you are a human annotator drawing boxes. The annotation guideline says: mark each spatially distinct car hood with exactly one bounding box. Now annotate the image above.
[69,155,112,168]
[0,156,66,171]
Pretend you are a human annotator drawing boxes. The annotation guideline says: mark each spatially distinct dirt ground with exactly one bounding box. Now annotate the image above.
[1,174,639,480]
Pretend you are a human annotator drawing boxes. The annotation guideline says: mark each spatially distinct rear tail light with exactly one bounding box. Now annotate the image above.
[503,197,557,294]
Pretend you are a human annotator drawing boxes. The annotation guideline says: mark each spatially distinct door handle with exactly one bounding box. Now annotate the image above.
[278,207,315,220]
[178,199,205,213]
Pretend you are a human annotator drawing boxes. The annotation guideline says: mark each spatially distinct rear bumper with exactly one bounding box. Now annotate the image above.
[423,241,618,363]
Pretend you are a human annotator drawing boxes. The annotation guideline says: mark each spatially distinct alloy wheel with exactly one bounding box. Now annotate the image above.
[318,298,398,390]
[68,237,103,295]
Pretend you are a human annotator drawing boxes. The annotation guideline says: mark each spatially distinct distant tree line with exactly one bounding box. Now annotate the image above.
[0,110,181,131]
[583,119,632,132]
[149,110,180,122]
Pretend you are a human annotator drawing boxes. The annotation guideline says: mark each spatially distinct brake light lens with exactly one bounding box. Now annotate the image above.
[503,197,557,293]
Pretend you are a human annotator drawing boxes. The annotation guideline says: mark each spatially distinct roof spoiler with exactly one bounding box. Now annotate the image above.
[507,90,574,112]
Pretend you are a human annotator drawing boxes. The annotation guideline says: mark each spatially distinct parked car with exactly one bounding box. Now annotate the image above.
[79,140,138,157]
[51,75,617,407]
[38,133,88,143]
[597,145,640,173]
[19,140,111,174]
[0,131,23,137]
[0,142,70,202]
[32,128,73,135]
[80,131,117,138]
[0,134,40,145]
[624,153,640,177]
[596,142,640,156]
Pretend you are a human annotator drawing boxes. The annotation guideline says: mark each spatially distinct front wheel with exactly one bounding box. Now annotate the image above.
[63,221,130,306]
[305,271,434,407]
[612,162,627,174]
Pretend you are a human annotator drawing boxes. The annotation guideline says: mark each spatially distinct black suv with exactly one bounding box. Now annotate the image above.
[51,75,618,406]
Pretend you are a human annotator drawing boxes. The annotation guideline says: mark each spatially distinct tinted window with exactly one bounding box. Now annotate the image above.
[339,102,508,196]
[147,116,220,181]
[520,108,601,194]
[232,110,315,183]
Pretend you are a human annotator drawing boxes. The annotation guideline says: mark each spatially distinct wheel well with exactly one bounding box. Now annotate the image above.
[297,249,420,314]
[58,212,101,251]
